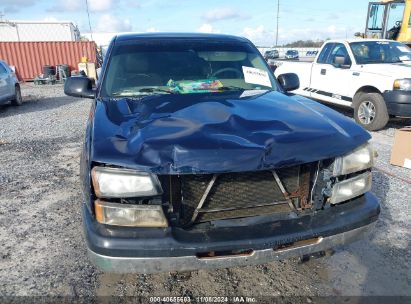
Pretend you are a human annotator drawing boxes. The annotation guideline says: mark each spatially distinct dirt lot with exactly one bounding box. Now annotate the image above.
[0,84,410,300]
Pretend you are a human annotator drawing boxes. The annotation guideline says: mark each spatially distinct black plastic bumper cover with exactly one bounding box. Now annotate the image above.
[83,192,379,259]
[384,90,411,117]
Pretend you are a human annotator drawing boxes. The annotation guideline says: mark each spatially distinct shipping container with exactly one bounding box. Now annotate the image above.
[0,41,97,81]
[0,21,80,42]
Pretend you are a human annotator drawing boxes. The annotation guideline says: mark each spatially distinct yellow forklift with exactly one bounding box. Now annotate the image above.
[365,0,411,44]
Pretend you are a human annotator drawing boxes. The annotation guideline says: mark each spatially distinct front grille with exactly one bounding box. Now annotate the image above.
[160,165,312,227]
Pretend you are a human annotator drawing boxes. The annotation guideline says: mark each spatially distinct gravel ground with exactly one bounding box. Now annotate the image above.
[0,84,410,301]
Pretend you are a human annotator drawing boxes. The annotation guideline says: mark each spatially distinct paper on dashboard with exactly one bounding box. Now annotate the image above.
[242,66,271,87]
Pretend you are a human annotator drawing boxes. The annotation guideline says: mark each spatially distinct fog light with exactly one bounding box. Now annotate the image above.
[94,200,168,227]
[330,172,372,205]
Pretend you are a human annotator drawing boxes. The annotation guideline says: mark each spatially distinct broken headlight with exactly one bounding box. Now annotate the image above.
[332,143,374,176]
[91,167,162,198]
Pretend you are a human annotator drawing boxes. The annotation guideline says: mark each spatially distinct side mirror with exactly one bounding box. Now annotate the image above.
[269,64,277,73]
[277,73,300,92]
[333,55,351,69]
[64,76,95,99]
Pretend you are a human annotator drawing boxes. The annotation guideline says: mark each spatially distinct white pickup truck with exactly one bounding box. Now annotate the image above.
[274,39,411,131]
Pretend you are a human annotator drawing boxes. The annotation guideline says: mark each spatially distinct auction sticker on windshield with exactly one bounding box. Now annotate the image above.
[242,66,271,87]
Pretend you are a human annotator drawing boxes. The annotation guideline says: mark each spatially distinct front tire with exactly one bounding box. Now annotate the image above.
[353,93,388,131]
[11,84,22,106]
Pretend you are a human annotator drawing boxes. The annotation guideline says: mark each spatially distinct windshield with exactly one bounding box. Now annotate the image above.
[101,39,277,97]
[350,41,411,64]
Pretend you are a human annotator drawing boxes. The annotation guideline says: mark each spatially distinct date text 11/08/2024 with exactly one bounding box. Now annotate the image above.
[149,296,257,303]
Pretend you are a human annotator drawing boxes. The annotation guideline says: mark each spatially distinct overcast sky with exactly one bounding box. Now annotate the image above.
[0,0,370,46]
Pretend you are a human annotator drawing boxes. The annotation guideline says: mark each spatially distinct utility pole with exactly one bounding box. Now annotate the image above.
[85,0,94,41]
[275,0,280,47]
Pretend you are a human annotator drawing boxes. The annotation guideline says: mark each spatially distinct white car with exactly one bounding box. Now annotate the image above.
[274,39,411,131]
[0,60,22,106]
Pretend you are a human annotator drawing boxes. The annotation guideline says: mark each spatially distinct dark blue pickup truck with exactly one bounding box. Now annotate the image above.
[64,33,379,273]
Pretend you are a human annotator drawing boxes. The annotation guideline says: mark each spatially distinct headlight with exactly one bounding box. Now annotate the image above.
[95,200,168,227]
[91,167,162,198]
[393,79,411,91]
[330,172,372,205]
[333,143,374,176]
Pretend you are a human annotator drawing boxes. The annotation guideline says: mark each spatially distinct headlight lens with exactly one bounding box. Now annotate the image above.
[91,167,162,198]
[95,200,168,227]
[393,79,411,91]
[333,143,374,176]
[330,172,372,205]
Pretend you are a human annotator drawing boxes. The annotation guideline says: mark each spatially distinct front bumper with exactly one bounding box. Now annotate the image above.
[84,193,379,273]
[88,223,375,274]
[383,90,411,117]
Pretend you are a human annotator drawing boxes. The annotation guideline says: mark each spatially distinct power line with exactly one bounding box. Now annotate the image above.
[85,0,94,41]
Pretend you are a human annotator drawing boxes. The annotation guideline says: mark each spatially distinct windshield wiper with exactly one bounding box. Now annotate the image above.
[138,87,176,94]
[111,91,140,97]
[111,88,176,97]
[219,86,247,91]
[220,86,273,92]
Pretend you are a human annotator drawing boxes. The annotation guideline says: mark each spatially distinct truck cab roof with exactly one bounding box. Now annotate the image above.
[114,32,251,43]
[324,38,399,44]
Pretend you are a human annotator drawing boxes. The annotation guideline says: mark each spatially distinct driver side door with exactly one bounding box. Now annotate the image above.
[310,43,354,107]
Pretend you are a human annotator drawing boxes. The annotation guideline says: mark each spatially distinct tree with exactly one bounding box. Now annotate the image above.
[283,40,325,47]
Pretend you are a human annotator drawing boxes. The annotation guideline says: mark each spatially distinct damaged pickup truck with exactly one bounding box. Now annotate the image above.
[64,33,380,273]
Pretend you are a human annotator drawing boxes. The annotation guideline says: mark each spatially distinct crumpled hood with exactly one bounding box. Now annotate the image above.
[355,62,411,78]
[91,91,370,174]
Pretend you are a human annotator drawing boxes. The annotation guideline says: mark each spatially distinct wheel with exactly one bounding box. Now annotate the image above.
[353,92,388,131]
[11,84,22,106]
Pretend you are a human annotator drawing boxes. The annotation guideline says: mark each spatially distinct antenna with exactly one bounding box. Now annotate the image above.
[85,0,94,41]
